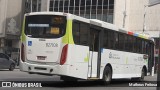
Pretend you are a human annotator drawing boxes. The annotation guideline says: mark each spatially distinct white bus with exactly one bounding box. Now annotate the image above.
[20,12,154,84]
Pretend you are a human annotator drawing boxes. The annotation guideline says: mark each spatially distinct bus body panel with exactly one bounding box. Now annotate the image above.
[26,37,62,63]
[88,51,98,77]
[101,48,147,79]
[20,44,89,79]
[20,61,70,75]
[67,45,89,79]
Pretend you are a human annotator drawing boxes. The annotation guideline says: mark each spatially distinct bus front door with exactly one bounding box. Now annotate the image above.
[88,28,101,78]
[148,42,154,74]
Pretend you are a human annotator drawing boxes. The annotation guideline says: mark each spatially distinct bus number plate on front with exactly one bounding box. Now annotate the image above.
[37,56,46,60]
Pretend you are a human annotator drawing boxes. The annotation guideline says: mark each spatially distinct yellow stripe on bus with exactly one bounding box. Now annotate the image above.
[84,53,89,62]
[62,20,74,44]
[126,57,128,64]
[21,17,26,42]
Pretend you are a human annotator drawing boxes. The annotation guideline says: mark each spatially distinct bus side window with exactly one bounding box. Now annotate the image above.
[140,39,143,54]
[80,23,89,46]
[133,37,137,53]
[118,33,125,51]
[114,32,119,50]
[137,39,143,54]
[129,36,134,52]
[146,41,149,54]
[142,40,147,54]
[124,35,129,51]
[72,20,89,46]
[103,30,108,49]
[108,31,114,49]
[144,41,148,54]
[72,21,80,44]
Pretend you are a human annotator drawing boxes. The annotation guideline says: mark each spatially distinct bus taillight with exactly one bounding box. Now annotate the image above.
[60,45,68,65]
[21,44,25,62]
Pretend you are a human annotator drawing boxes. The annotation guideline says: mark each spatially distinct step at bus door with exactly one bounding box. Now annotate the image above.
[88,28,101,78]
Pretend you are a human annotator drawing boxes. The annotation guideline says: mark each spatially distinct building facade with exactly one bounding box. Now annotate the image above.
[114,0,160,37]
[114,0,160,70]
[25,0,114,23]
[0,0,25,59]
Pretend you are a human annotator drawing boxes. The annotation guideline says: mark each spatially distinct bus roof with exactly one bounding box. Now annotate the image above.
[25,12,66,16]
[25,12,90,23]
[89,19,154,41]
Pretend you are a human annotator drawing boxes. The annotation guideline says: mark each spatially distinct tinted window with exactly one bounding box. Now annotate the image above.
[72,21,89,46]
[137,39,142,53]
[108,31,114,49]
[72,22,80,44]
[114,32,119,50]
[0,53,4,58]
[3,54,9,60]
[142,40,148,54]
[103,30,108,48]
[25,15,67,38]
[124,35,129,51]
[128,36,133,52]
[133,37,137,53]
[102,29,152,54]
[118,33,125,50]
[0,53,9,60]
[80,23,89,45]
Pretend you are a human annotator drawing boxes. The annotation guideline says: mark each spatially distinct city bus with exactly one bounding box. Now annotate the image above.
[20,12,154,84]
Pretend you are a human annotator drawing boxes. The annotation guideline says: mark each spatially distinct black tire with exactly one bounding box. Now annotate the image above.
[103,66,112,85]
[139,68,145,81]
[9,64,15,71]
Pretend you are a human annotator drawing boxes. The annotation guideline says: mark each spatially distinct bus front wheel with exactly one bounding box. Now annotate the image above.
[103,66,112,85]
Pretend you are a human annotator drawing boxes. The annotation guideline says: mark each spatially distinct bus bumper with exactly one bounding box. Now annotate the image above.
[19,61,69,75]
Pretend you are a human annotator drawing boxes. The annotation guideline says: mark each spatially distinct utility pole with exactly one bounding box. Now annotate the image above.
[123,0,127,28]
[143,5,147,32]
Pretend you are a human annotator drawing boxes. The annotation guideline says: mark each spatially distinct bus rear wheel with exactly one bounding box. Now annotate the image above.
[103,66,112,85]
[131,68,145,81]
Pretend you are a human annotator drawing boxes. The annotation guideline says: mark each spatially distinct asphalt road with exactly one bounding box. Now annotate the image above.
[0,69,157,90]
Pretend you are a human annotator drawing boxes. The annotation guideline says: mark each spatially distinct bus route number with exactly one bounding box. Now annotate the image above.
[46,43,58,47]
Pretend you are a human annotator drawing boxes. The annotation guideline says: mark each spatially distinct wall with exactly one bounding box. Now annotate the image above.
[145,4,160,37]
[114,0,160,38]
[0,0,25,55]
[114,0,131,30]
[0,0,8,37]
[5,0,24,36]
[128,0,147,31]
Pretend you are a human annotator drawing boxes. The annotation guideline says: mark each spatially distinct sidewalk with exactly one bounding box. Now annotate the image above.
[145,74,157,81]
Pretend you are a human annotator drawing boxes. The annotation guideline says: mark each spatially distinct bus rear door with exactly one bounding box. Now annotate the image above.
[88,27,102,79]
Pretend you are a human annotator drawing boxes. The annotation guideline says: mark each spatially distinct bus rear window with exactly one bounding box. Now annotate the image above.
[25,15,66,38]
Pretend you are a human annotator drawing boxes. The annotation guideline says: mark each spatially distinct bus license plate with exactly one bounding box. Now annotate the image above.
[37,56,46,60]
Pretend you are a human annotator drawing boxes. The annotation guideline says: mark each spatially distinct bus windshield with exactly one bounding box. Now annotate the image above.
[25,15,66,38]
